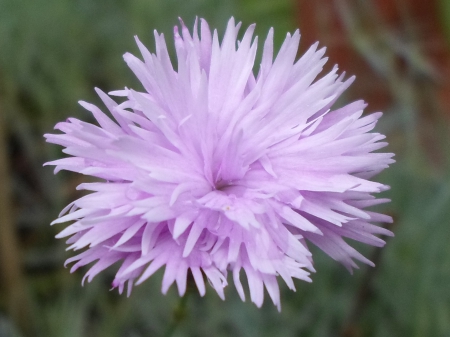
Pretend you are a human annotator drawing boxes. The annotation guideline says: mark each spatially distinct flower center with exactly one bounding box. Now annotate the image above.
[215,181,246,197]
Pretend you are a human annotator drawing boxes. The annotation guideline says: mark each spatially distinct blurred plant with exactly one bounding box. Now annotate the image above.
[332,1,450,336]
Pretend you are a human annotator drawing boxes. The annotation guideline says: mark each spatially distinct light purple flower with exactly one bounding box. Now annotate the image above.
[45,17,394,310]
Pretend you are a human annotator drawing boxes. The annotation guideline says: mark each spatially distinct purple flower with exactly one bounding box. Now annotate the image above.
[45,18,394,310]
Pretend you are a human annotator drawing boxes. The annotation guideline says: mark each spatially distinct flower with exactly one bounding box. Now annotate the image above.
[45,17,394,310]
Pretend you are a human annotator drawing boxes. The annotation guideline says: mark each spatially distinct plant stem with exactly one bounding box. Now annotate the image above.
[163,292,190,337]
[0,107,34,335]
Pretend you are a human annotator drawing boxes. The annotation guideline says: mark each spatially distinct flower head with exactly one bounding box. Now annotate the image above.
[45,18,394,310]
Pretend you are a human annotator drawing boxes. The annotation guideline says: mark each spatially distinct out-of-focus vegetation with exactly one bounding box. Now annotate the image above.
[0,0,450,336]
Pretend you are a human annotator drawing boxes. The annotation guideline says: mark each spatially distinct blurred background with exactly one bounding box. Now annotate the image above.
[1,0,450,336]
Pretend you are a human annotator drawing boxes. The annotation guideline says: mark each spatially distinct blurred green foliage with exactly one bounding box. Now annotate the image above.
[1,0,450,336]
